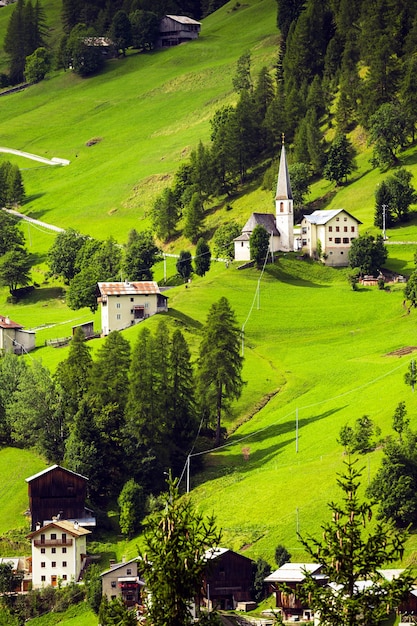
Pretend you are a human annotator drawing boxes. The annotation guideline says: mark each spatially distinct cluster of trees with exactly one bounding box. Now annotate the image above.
[348,233,388,277]
[3,0,47,85]
[0,161,25,208]
[176,238,211,280]
[0,211,32,295]
[366,401,417,528]
[374,168,417,229]
[338,415,381,455]
[47,228,160,312]
[0,296,242,514]
[276,0,417,173]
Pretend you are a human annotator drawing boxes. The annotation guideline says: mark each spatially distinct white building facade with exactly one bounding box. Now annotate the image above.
[300,209,361,267]
[28,520,90,588]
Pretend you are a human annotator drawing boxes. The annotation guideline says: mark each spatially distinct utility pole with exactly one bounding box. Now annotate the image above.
[296,407,299,453]
[382,204,387,240]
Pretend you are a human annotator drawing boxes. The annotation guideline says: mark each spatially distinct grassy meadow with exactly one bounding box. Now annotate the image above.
[1,0,417,600]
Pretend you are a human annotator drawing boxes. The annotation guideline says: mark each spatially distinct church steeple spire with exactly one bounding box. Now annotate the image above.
[275,136,294,252]
[275,135,293,201]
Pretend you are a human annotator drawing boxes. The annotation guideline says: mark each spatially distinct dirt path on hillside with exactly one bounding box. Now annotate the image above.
[0,146,69,166]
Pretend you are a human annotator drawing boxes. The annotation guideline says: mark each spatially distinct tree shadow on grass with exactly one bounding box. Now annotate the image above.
[21,286,65,305]
[198,406,347,480]
[167,307,203,331]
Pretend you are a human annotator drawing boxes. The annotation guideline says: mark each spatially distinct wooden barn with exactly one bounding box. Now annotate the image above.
[26,465,95,532]
[200,548,255,611]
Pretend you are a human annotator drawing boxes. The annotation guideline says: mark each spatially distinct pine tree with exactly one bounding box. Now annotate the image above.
[194,237,211,277]
[152,187,180,242]
[198,297,243,445]
[183,192,205,242]
[323,134,357,185]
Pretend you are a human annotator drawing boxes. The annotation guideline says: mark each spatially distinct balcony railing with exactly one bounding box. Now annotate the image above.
[34,538,73,547]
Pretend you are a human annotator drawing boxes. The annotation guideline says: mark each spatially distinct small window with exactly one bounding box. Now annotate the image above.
[62,561,67,568]
[111,581,117,588]
[62,534,67,544]
[41,562,46,568]
[116,302,121,309]
[62,548,67,554]
[41,548,46,554]
[62,575,67,581]
[329,237,332,242]
[335,237,341,244]
[52,547,56,554]
[117,314,121,320]
[41,575,46,582]
[344,217,347,221]
[336,226,340,232]
[344,226,348,232]
[351,226,355,232]
[126,569,132,575]
[336,217,339,221]
[328,226,332,232]
[52,562,56,568]
[111,595,117,600]
[51,533,56,540]
[130,297,134,302]
[40,534,45,544]
[343,237,349,244]
[341,251,344,254]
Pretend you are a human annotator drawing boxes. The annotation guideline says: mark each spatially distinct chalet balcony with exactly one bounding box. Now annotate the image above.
[34,538,73,547]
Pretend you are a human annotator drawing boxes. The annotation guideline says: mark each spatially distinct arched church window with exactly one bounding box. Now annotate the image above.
[280,202,284,212]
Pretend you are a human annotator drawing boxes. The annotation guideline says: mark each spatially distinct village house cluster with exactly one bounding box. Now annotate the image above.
[1,464,415,624]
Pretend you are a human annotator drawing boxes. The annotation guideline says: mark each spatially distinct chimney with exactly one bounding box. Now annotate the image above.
[122,555,126,563]
[35,522,41,531]
[73,521,79,530]
[109,559,116,568]
[5,317,10,325]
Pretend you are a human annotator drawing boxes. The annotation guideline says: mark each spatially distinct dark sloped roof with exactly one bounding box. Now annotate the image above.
[241,213,280,236]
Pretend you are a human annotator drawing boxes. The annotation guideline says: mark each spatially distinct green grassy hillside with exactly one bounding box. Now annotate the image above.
[0,0,279,243]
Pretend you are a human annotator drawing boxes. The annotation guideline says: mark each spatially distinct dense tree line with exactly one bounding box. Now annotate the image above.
[0,296,243,514]
[3,0,47,84]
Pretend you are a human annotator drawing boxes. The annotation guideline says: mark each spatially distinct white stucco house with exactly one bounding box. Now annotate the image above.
[101,557,145,607]
[27,520,91,588]
[300,209,362,266]
[97,281,168,336]
[0,314,35,354]
[234,141,294,262]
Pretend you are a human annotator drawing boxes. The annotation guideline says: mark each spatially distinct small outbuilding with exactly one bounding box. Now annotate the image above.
[0,314,35,354]
[200,547,255,611]
[157,15,201,47]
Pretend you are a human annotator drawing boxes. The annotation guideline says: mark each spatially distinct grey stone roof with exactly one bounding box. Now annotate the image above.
[303,209,362,225]
[241,212,279,236]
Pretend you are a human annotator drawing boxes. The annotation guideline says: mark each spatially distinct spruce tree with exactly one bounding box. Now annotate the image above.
[300,459,414,626]
[194,238,211,277]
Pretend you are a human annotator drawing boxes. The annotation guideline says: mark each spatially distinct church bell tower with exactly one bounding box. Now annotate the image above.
[275,137,294,252]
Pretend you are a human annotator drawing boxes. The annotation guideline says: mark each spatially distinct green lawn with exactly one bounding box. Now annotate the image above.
[26,602,97,626]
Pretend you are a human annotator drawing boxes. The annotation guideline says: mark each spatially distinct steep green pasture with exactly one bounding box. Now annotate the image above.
[27,603,96,626]
[0,0,279,241]
[0,447,46,534]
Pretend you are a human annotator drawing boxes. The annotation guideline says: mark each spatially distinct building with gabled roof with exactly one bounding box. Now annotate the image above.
[101,557,145,607]
[157,15,201,47]
[200,547,255,611]
[27,520,91,589]
[0,314,35,354]
[26,465,95,531]
[265,562,325,622]
[300,208,362,266]
[97,281,168,336]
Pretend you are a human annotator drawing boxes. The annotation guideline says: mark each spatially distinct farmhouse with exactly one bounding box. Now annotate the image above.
[234,140,294,261]
[97,281,168,336]
[200,548,255,611]
[101,557,145,607]
[157,15,201,47]
[0,314,35,354]
[26,465,95,532]
[300,209,362,267]
[27,520,91,589]
[265,562,325,622]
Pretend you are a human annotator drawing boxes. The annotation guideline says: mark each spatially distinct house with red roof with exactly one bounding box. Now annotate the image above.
[97,281,168,336]
[0,314,35,354]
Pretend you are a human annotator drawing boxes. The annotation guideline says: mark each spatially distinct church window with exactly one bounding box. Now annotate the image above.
[280,202,284,212]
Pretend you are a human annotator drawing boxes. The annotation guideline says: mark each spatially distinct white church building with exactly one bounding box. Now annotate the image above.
[234,141,294,262]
